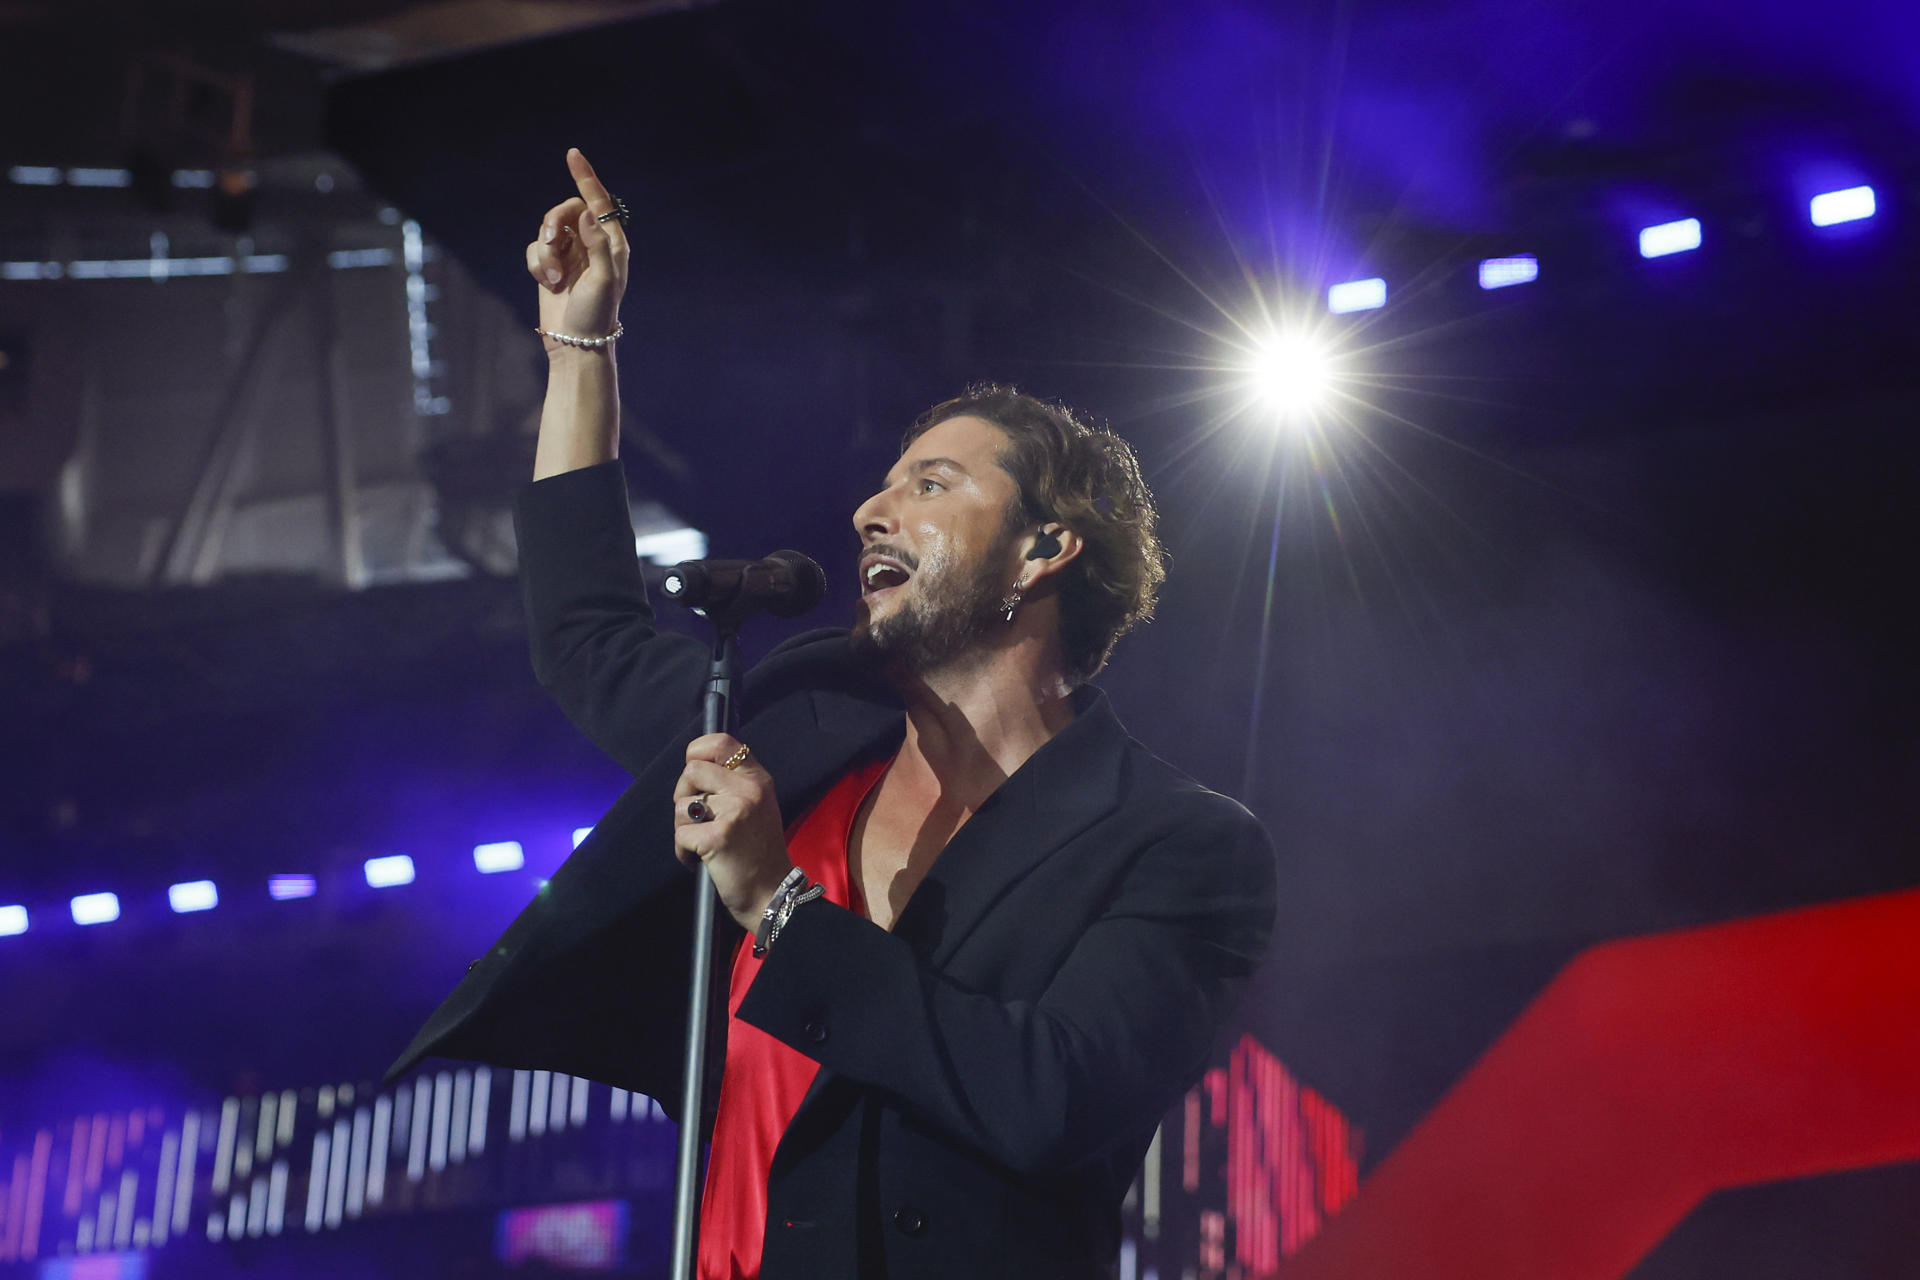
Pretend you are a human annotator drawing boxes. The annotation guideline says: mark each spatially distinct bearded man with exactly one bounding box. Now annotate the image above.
[389,150,1277,1280]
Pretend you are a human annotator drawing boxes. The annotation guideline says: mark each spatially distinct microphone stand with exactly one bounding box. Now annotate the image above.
[668,618,741,1280]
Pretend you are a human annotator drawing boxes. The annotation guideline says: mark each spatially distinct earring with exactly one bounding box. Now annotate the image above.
[999,587,1023,623]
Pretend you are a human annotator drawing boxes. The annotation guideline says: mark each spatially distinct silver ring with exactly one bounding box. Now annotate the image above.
[686,796,712,823]
[595,196,630,225]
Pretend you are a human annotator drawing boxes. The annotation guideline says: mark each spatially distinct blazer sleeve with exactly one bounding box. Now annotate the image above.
[735,789,1277,1176]
[514,461,708,775]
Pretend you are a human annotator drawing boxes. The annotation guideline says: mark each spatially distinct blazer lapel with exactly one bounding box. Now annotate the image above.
[895,687,1129,967]
[777,688,1129,1146]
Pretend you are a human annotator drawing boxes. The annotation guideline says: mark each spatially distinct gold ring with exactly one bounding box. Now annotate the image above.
[722,744,751,771]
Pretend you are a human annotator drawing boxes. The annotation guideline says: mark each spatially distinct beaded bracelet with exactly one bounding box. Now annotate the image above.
[535,321,624,350]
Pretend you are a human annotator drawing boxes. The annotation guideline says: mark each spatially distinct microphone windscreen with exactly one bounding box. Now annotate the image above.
[765,549,827,617]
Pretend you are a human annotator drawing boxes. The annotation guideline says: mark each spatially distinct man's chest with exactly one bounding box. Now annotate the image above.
[846,773,969,932]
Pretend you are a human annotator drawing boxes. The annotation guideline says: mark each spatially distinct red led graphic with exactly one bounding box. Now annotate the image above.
[1281,887,1920,1280]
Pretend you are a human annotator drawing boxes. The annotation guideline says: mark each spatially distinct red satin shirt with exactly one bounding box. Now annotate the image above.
[696,754,891,1280]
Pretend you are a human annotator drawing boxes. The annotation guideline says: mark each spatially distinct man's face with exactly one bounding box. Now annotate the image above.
[849,415,1024,676]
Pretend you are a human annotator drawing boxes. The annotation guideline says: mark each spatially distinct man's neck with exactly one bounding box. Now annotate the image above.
[886,646,1078,813]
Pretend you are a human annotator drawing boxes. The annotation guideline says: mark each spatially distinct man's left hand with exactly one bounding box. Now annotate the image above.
[673,733,796,932]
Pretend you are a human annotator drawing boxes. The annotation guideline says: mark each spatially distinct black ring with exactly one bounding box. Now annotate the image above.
[686,796,712,823]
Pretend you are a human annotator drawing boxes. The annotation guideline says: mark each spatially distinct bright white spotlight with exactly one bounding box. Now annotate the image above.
[364,855,416,889]
[168,880,219,913]
[71,892,121,925]
[572,826,593,849]
[1809,186,1875,227]
[1247,334,1335,420]
[1478,256,1539,290]
[1639,218,1701,259]
[0,905,26,937]
[1326,278,1386,314]
[473,841,525,874]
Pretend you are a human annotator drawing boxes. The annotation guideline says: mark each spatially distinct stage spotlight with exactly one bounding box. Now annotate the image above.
[1478,256,1539,290]
[168,880,219,913]
[268,874,317,901]
[1810,185,1875,227]
[70,892,120,925]
[1639,218,1701,259]
[573,826,593,848]
[0,905,26,936]
[364,855,416,889]
[1327,278,1386,314]
[473,841,525,874]
[1247,333,1336,420]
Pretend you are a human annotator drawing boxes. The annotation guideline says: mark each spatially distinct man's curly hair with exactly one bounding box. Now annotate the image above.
[904,383,1165,683]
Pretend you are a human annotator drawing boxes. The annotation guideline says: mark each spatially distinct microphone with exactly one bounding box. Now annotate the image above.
[660,550,826,620]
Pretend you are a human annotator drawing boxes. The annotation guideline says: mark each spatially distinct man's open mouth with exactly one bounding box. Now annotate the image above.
[859,554,913,598]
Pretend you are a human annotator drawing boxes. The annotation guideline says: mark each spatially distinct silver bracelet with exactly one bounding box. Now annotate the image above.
[753,867,823,957]
[535,321,623,350]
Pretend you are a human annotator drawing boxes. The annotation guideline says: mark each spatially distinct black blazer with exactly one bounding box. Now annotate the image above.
[388,462,1277,1278]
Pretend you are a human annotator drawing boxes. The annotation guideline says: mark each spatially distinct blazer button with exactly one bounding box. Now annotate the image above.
[892,1205,926,1236]
[803,1021,828,1044]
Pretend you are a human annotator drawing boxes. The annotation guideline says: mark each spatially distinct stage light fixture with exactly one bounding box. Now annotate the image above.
[1810,185,1875,227]
[1326,278,1387,314]
[365,855,416,889]
[71,892,121,925]
[66,167,132,188]
[168,880,219,913]
[0,905,26,936]
[1247,333,1336,421]
[573,826,593,848]
[473,841,525,874]
[1639,218,1701,259]
[268,874,317,901]
[1478,256,1539,290]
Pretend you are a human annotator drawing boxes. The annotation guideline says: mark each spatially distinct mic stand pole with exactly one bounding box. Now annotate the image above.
[669,621,741,1280]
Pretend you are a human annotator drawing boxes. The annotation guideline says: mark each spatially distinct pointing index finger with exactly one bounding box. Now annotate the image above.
[567,147,616,217]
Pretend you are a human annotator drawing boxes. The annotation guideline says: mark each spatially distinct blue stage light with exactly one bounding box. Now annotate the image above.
[573,826,593,848]
[365,855,416,888]
[1327,278,1387,314]
[0,904,26,936]
[473,841,525,874]
[1639,218,1701,259]
[268,874,317,901]
[168,880,219,913]
[71,892,121,925]
[1809,185,1875,227]
[1478,256,1539,290]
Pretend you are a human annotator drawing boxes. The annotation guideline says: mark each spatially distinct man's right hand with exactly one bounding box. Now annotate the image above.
[524,147,630,352]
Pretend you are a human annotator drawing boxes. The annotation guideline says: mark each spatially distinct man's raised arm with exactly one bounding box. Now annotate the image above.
[514,149,705,773]
[526,146,626,479]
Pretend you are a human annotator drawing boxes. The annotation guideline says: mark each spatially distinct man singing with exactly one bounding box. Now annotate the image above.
[389,149,1276,1279]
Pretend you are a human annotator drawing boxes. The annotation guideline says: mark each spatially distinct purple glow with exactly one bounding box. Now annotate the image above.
[0,904,26,936]
[1638,218,1701,259]
[38,1252,150,1279]
[70,892,120,926]
[1809,185,1875,227]
[1478,256,1539,290]
[167,880,219,913]
[1327,278,1387,314]
[497,1199,627,1271]
[364,855,415,889]
[268,874,317,901]
[473,841,525,874]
